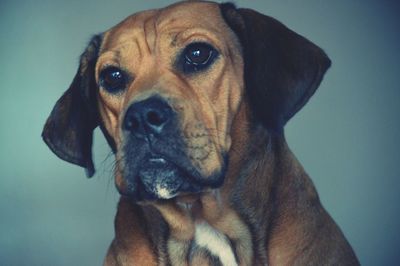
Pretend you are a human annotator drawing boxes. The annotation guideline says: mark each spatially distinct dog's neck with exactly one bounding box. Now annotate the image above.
[230,121,325,265]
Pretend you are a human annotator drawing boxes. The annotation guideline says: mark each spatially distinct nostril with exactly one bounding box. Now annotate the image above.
[146,110,165,127]
[124,113,140,132]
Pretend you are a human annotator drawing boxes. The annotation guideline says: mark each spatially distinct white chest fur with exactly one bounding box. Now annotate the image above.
[194,222,238,266]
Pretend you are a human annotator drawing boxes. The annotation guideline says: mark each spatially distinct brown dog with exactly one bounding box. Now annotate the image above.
[42,1,359,265]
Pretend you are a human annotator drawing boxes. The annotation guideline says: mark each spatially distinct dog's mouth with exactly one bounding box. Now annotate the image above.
[135,156,203,201]
[118,146,228,202]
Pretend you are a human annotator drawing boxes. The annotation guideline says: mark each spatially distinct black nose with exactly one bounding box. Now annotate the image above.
[123,97,173,137]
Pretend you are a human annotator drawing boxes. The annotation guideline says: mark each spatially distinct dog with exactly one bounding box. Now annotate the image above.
[42,1,359,265]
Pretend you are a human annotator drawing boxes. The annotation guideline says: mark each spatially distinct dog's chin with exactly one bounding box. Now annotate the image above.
[130,158,204,202]
[137,158,191,201]
[121,156,227,203]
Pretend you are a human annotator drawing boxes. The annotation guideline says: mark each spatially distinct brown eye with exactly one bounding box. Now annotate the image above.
[100,66,126,93]
[183,42,218,73]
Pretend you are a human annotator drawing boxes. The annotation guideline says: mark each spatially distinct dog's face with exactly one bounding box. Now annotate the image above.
[97,2,243,201]
[42,1,330,203]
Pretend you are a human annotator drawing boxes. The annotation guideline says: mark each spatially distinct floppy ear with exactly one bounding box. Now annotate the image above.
[42,34,102,177]
[220,3,331,130]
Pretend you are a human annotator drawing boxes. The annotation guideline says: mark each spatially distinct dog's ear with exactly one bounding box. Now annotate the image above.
[220,3,331,130]
[42,34,102,177]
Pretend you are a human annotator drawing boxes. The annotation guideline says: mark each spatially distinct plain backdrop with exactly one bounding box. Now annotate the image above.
[1,0,399,265]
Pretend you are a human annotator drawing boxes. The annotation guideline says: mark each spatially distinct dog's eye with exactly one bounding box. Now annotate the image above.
[182,42,218,73]
[99,66,126,93]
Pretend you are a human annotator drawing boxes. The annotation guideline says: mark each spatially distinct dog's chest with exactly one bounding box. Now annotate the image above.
[190,222,238,266]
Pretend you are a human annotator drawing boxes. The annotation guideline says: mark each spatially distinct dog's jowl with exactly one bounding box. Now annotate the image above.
[42,1,359,265]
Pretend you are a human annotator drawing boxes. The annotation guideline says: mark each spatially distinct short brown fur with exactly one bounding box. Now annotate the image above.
[42,1,359,265]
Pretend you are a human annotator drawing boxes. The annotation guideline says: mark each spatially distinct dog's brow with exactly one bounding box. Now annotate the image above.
[171,33,179,47]
[157,17,177,32]
[143,12,160,54]
[165,28,222,51]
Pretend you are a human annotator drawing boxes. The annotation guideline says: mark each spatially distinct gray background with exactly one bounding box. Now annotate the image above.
[1,0,399,265]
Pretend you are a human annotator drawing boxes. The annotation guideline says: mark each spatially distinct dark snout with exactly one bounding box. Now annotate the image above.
[123,97,173,138]
[120,96,206,201]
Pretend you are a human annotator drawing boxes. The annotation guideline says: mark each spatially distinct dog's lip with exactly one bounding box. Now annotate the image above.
[148,157,167,163]
[141,155,193,180]
[121,150,224,201]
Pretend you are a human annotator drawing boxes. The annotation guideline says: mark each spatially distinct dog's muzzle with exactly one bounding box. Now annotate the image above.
[119,96,220,202]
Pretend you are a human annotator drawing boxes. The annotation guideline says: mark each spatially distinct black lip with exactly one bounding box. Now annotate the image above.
[122,152,229,201]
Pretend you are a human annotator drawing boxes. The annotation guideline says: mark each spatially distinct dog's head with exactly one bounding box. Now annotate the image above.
[42,1,330,203]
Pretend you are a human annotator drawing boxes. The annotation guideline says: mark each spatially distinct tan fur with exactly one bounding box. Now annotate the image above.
[42,1,357,265]
[105,199,158,266]
[41,0,359,264]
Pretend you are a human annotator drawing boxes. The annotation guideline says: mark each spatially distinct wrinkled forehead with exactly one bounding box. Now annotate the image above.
[101,1,230,51]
